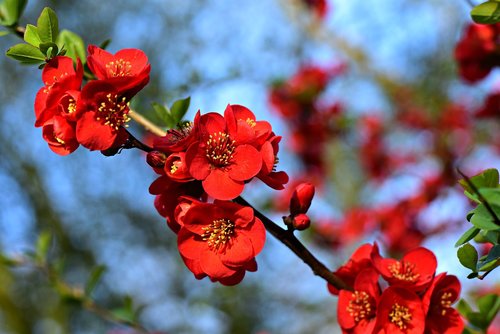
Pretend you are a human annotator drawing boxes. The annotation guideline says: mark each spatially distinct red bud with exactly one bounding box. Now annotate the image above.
[290,182,315,215]
[146,151,167,168]
[292,213,311,231]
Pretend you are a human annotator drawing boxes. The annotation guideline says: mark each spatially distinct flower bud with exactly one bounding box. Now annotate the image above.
[292,213,311,231]
[290,182,315,215]
[146,151,167,168]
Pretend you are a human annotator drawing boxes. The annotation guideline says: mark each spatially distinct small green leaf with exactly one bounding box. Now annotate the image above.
[24,24,41,47]
[471,1,500,24]
[39,42,58,59]
[455,227,481,247]
[0,30,9,36]
[478,258,499,271]
[35,231,52,263]
[457,243,478,271]
[484,244,500,263]
[170,96,191,124]
[84,265,106,296]
[479,188,500,206]
[457,299,473,318]
[152,102,175,128]
[37,7,58,43]
[111,296,136,324]
[469,204,500,231]
[99,39,111,50]
[468,311,488,330]
[459,169,499,194]
[0,0,27,26]
[478,294,500,326]
[56,29,86,63]
[6,43,45,64]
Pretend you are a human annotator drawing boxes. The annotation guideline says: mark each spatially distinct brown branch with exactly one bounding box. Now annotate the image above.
[235,196,352,291]
[457,168,500,226]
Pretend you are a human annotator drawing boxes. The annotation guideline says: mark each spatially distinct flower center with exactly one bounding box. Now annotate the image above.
[96,93,130,130]
[206,132,236,167]
[439,291,453,316]
[165,122,193,145]
[347,291,374,323]
[106,59,132,77]
[201,218,235,251]
[54,134,65,144]
[389,303,412,330]
[388,261,420,282]
[245,118,256,127]
[59,94,77,115]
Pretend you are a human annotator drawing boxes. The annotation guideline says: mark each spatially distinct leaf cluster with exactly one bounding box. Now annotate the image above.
[3,6,85,66]
[457,169,500,279]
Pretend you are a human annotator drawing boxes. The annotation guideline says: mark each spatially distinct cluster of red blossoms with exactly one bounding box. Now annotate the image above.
[34,45,150,154]
[147,104,288,284]
[330,243,463,334]
[455,23,500,83]
[269,64,345,176]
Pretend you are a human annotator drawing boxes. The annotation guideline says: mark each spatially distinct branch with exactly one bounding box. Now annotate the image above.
[129,110,166,137]
[235,196,352,291]
[457,168,500,226]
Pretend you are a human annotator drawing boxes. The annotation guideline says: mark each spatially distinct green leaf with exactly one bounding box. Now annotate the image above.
[478,258,499,271]
[56,29,86,63]
[0,0,27,26]
[455,227,481,247]
[457,243,478,271]
[170,96,191,124]
[39,42,58,59]
[24,24,41,47]
[111,296,136,324]
[484,244,500,263]
[469,204,500,231]
[37,7,58,43]
[468,311,489,330]
[459,169,499,193]
[471,1,500,24]
[0,30,9,36]
[6,43,45,64]
[479,188,500,206]
[84,265,106,297]
[478,294,500,326]
[35,231,52,263]
[152,102,175,128]
[457,299,473,318]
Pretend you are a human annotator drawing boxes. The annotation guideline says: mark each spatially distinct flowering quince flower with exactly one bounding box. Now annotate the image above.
[185,106,263,200]
[455,23,500,83]
[302,0,328,19]
[328,243,374,295]
[177,200,265,285]
[86,45,151,98]
[338,268,380,334]
[421,273,463,334]
[373,286,426,334]
[290,182,315,215]
[149,175,204,233]
[257,135,289,190]
[153,114,199,154]
[371,243,437,293]
[34,56,83,155]
[75,81,132,151]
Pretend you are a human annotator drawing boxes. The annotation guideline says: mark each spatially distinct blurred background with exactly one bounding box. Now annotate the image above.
[0,0,498,333]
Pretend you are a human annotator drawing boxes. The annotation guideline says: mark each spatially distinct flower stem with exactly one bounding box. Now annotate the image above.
[129,109,167,137]
[235,196,352,291]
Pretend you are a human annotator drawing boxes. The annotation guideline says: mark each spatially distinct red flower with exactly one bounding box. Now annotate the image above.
[185,107,262,200]
[177,201,266,284]
[476,91,500,118]
[338,268,380,334]
[42,116,79,155]
[328,243,374,295]
[292,213,311,230]
[422,273,464,334]
[371,243,437,293]
[75,81,131,151]
[302,0,328,19]
[290,182,315,215]
[373,287,426,334]
[257,135,289,190]
[86,45,150,98]
[153,113,199,154]
[454,23,500,83]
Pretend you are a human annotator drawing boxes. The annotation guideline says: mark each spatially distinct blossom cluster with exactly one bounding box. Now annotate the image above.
[147,104,288,284]
[330,243,463,334]
[269,64,344,177]
[34,46,150,154]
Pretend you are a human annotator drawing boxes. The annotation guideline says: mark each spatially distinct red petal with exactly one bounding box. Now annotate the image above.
[203,169,244,200]
[186,143,211,180]
[228,145,262,181]
[219,233,254,266]
[76,111,116,151]
[200,248,236,279]
[177,228,206,260]
[243,218,266,256]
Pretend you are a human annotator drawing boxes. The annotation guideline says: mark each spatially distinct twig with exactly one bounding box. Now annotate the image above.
[129,110,166,137]
[235,196,352,291]
[457,168,500,226]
